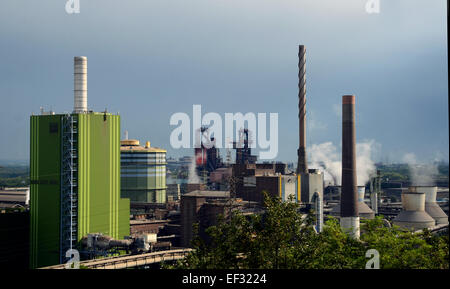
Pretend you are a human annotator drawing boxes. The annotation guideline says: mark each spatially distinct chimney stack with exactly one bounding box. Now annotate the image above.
[297,45,308,174]
[74,56,88,113]
[340,94,360,239]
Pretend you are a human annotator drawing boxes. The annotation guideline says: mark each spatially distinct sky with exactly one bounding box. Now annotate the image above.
[0,0,448,164]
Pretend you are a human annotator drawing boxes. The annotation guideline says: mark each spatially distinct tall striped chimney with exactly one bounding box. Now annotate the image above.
[73,56,88,113]
[297,45,308,174]
[340,94,360,239]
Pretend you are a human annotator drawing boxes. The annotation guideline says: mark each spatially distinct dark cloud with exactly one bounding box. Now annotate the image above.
[0,0,447,162]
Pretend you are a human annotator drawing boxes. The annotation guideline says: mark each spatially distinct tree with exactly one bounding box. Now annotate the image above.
[166,192,449,269]
[360,218,449,269]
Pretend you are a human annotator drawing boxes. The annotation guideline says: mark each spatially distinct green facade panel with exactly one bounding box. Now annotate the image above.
[77,114,130,240]
[30,113,130,268]
[29,115,62,269]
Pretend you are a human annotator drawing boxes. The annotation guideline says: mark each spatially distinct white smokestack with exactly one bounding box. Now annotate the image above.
[74,56,88,113]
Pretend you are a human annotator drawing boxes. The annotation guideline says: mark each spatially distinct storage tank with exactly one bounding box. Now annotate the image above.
[393,191,435,230]
[357,186,375,219]
[330,186,374,219]
[410,186,448,225]
[120,139,167,204]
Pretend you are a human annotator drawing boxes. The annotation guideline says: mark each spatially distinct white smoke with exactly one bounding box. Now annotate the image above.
[356,141,377,186]
[308,140,378,186]
[188,156,200,184]
[309,142,341,185]
[402,153,437,186]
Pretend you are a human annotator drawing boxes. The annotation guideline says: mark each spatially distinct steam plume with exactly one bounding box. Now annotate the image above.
[402,153,438,186]
[188,156,200,184]
[309,140,377,186]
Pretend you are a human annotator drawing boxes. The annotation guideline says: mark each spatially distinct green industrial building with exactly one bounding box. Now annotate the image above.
[29,57,130,268]
[120,139,167,204]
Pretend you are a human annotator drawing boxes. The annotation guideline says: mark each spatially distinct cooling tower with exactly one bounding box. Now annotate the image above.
[357,186,375,219]
[410,186,448,225]
[330,186,374,220]
[393,191,435,231]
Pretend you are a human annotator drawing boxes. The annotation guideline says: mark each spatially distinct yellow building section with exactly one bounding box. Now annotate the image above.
[278,175,282,198]
[276,175,301,202]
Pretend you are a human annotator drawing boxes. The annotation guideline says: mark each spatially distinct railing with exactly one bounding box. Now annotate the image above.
[40,248,193,269]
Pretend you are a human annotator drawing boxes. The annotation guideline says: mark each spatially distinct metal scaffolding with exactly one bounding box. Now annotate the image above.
[60,114,78,264]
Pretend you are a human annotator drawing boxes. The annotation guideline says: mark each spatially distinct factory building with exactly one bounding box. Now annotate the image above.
[180,183,207,195]
[232,163,310,204]
[120,139,167,204]
[180,190,263,247]
[166,184,181,202]
[180,190,230,247]
[194,127,223,175]
[0,187,29,209]
[210,167,232,190]
[299,169,324,204]
[29,57,130,268]
[233,128,257,165]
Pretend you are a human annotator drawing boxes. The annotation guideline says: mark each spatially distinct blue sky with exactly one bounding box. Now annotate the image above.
[0,0,447,163]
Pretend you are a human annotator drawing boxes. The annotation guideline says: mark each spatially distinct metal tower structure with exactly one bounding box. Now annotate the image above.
[60,114,79,263]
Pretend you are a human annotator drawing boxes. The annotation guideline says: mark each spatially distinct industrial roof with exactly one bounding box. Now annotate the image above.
[120,139,167,153]
[0,189,28,203]
[130,219,169,225]
[33,111,117,116]
[183,190,230,198]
